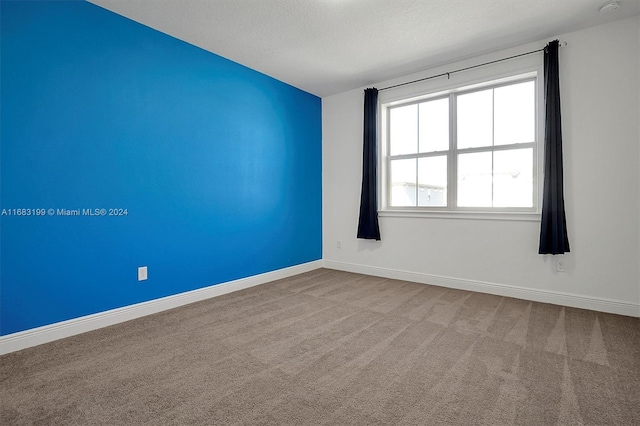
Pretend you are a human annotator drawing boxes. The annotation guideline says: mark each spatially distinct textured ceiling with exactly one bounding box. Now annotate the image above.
[88,0,639,97]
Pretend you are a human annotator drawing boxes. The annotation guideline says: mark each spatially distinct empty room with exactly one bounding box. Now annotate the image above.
[1,0,639,424]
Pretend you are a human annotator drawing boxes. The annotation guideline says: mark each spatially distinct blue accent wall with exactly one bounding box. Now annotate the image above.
[0,0,322,335]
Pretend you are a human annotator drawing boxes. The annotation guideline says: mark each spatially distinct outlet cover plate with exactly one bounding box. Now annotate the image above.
[138,266,148,281]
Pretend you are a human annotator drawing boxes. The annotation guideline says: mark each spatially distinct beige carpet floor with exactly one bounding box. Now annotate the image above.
[1,268,639,425]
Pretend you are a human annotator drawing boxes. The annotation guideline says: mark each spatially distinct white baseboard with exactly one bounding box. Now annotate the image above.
[0,260,323,355]
[323,260,640,318]
[3,259,637,356]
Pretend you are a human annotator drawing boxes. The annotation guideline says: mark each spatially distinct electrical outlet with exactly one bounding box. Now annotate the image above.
[138,266,148,281]
[555,258,566,273]
[337,240,342,249]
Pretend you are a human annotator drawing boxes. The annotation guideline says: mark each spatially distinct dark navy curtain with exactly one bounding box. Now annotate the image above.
[357,88,381,240]
[539,40,570,254]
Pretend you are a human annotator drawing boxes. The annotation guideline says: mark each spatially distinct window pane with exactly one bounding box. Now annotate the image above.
[495,81,535,145]
[390,158,416,206]
[457,89,493,149]
[390,104,417,155]
[419,98,449,153]
[493,148,533,207]
[418,156,447,206]
[458,152,492,207]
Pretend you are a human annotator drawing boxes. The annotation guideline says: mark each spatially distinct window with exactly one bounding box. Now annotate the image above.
[382,73,541,217]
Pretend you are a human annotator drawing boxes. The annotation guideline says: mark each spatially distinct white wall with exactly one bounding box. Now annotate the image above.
[322,16,640,316]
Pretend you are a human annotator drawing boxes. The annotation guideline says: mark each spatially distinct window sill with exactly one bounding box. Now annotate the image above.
[378,210,541,222]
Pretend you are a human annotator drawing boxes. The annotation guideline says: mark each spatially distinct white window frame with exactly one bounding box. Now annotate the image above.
[379,63,544,222]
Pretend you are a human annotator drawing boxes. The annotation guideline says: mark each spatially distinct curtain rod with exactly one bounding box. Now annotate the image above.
[379,41,567,91]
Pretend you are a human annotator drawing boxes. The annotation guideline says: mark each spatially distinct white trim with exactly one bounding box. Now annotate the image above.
[0,260,323,355]
[323,260,640,318]
[378,210,541,222]
[380,65,544,217]
[3,258,637,356]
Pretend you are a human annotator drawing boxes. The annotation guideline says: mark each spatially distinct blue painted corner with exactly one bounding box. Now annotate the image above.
[0,0,322,335]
